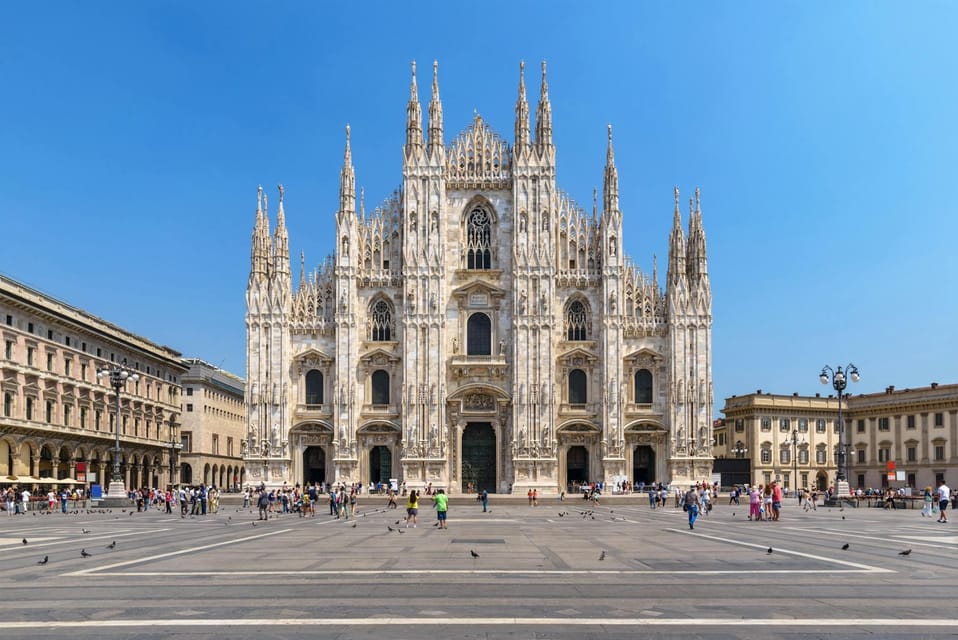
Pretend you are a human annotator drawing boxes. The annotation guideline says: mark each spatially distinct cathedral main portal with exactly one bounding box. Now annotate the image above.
[461,422,496,493]
[303,446,326,486]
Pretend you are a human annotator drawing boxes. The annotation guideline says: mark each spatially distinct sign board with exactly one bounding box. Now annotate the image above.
[896,471,906,481]
[90,484,103,500]
[389,479,398,492]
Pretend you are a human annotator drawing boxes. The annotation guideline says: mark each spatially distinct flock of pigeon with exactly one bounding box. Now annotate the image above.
[20,501,917,567]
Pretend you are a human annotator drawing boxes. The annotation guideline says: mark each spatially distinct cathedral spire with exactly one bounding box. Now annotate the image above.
[250,184,270,279]
[687,187,709,281]
[299,250,305,289]
[667,186,687,288]
[603,124,619,214]
[427,60,444,157]
[535,60,553,154]
[405,60,423,158]
[514,60,531,152]
[339,124,356,217]
[273,184,290,280]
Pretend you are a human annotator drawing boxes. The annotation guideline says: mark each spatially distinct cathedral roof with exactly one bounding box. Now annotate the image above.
[446,114,512,189]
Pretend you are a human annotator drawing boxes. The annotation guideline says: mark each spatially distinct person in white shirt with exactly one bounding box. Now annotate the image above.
[936,480,951,523]
[21,489,31,512]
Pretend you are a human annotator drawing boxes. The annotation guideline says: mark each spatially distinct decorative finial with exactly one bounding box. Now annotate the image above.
[257,184,263,212]
[608,123,613,143]
[695,186,701,212]
[689,197,694,216]
[593,187,598,216]
[360,187,365,218]
[278,183,285,205]
[411,59,416,77]
[345,123,351,143]
[674,186,680,209]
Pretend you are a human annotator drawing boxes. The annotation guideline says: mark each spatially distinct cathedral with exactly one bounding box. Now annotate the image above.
[245,61,713,494]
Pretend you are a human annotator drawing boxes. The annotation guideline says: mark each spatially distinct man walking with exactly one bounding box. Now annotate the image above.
[479,488,488,512]
[684,486,700,530]
[937,479,950,523]
[257,489,270,521]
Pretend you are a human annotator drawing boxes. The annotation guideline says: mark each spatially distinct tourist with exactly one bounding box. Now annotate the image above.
[771,481,783,521]
[684,486,700,530]
[749,486,762,521]
[936,479,950,523]
[479,488,488,512]
[257,489,269,520]
[434,489,448,529]
[405,489,419,528]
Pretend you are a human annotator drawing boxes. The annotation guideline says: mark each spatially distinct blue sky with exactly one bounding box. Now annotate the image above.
[2,2,956,413]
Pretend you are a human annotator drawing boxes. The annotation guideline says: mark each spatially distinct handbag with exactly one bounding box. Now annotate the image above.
[683,503,688,512]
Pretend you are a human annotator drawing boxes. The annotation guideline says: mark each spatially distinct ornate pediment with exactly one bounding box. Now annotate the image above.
[558,347,599,368]
[294,348,335,376]
[625,347,663,368]
[359,347,401,368]
[451,281,507,306]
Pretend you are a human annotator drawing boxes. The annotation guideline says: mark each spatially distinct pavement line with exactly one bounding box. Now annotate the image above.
[82,568,878,577]
[61,528,293,576]
[667,528,894,573]
[2,529,169,552]
[0,618,953,629]
[784,526,956,550]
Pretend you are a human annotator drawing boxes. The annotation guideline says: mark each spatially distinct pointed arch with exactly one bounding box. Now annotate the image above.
[368,295,394,341]
[461,196,498,270]
[564,297,591,341]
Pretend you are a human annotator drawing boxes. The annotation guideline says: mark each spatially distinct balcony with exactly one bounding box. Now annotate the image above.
[360,404,399,418]
[294,403,333,420]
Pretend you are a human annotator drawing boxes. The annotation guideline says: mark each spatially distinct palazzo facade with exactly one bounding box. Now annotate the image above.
[244,62,714,493]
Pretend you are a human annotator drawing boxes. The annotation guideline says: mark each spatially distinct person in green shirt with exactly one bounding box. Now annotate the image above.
[433,489,449,529]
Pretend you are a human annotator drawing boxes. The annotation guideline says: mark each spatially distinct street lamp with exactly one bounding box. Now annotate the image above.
[96,360,139,500]
[731,441,748,458]
[168,418,182,489]
[791,429,805,499]
[820,364,860,485]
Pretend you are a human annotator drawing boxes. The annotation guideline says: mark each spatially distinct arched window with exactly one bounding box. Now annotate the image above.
[371,370,390,405]
[305,370,324,405]
[466,207,492,269]
[634,369,653,404]
[370,299,393,341]
[467,313,492,355]
[566,300,588,341]
[569,369,587,404]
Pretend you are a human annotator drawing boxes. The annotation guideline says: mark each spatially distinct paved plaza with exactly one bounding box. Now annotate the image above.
[1,496,956,639]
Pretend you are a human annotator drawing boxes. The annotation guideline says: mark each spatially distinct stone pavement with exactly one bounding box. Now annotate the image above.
[0,498,956,639]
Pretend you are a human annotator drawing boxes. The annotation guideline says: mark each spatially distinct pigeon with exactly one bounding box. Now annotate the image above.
[251,522,257,527]
[397,528,405,534]
[841,543,850,550]
[767,547,773,554]
[387,526,394,532]
[842,516,846,520]
[732,513,736,517]
[82,529,90,534]
[22,538,28,545]
[898,549,912,556]
[470,549,480,559]
[351,522,357,528]
[599,550,606,561]
[558,512,565,517]
[80,549,91,558]
[394,520,401,525]
[37,556,48,565]
[106,541,116,550]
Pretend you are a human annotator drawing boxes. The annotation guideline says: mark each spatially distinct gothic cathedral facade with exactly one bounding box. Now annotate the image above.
[245,62,713,493]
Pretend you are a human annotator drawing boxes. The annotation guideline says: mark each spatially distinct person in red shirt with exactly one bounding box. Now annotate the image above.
[771,481,783,521]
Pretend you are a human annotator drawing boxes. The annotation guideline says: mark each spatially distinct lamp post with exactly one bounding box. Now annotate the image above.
[820,364,860,488]
[96,360,139,500]
[168,419,182,489]
[791,428,805,500]
[731,441,748,458]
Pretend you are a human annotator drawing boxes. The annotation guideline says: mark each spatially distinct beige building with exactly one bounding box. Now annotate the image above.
[1,274,186,490]
[721,383,958,491]
[721,391,841,491]
[179,358,246,490]
[844,382,957,490]
[245,61,714,493]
